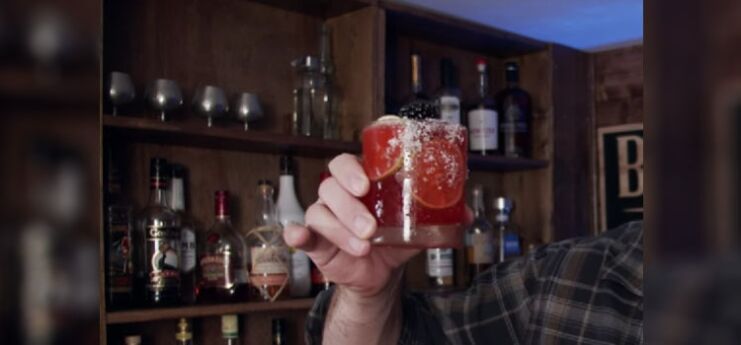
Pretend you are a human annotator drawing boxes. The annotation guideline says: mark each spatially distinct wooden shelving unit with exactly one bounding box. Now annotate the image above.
[107,299,315,324]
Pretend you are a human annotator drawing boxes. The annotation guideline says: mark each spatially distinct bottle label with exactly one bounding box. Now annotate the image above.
[503,233,521,257]
[107,206,133,293]
[199,254,233,288]
[468,109,498,151]
[146,225,181,291]
[181,227,196,273]
[426,249,454,277]
[439,95,461,124]
[466,232,494,264]
[221,315,239,339]
[251,246,289,275]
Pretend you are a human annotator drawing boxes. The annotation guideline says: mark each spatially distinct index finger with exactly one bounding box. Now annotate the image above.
[327,153,369,197]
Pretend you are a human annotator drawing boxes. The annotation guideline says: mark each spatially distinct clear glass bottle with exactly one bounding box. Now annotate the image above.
[426,248,455,289]
[138,157,181,306]
[104,145,134,309]
[221,314,240,345]
[496,61,532,157]
[494,197,522,261]
[465,185,496,283]
[399,53,437,119]
[276,156,311,298]
[319,23,339,140]
[169,164,197,304]
[292,55,328,138]
[436,58,461,124]
[198,191,248,303]
[272,318,286,345]
[245,181,290,302]
[468,58,499,155]
[175,318,193,345]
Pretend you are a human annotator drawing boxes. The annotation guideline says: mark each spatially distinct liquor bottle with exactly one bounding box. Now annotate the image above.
[125,335,142,345]
[399,53,437,119]
[496,61,532,157]
[311,170,333,296]
[139,157,181,306]
[175,318,193,345]
[494,197,522,261]
[319,23,339,139]
[436,58,461,124]
[426,248,455,289]
[468,58,499,155]
[104,146,134,309]
[169,164,197,304]
[465,185,496,283]
[272,318,287,345]
[276,156,311,298]
[221,314,240,345]
[245,180,290,302]
[198,191,248,303]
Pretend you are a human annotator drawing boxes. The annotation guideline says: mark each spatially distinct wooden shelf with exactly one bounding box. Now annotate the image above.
[103,115,361,158]
[468,154,548,172]
[106,298,315,324]
[251,0,373,18]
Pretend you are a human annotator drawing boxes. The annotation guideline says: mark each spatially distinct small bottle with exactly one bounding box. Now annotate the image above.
[175,318,193,345]
[198,191,248,303]
[221,314,240,345]
[272,318,287,345]
[436,58,461,124]
[399,53,437,119]
[465,185,496,283]
[245,180,290,302]
[105,145,134,309]
[496,61,532,158]
[139,157,181,306]
[426,248,455,289]
[494,197,522,261]
[277,156,311,298]
[319,23,339,140]
[169,164,197,304]
[124,335,142,345]
[468,58,499,155]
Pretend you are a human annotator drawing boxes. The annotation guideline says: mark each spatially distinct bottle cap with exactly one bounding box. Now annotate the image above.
[505,61,520,82]
[124,335,142,345]
[493,197,514,213]
[175,318,192,341]
[221,314,239,339]
[280,155,294,175]
[476,57,487,69]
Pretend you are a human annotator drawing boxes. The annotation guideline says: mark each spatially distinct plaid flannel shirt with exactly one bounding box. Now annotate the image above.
[306,221,643,344]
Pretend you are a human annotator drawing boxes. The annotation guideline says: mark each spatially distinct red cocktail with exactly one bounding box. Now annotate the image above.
[361,115,468,248]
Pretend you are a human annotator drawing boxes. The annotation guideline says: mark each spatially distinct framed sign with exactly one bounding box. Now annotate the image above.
[597,123,643,231]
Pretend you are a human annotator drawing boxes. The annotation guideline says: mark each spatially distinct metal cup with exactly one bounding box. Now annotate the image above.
[107,71,135,116]
[193,85,229,127]
[233,92,263,131]
[146,79,183,122]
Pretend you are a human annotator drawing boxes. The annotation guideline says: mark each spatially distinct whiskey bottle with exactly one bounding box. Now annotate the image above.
[496,61,532,157]
[399,53,437,119]
[426,248,455,289]
[465,185,496,283]
[104,145,134,309]
[494,197,522,261]
[198,191,248,303]
[245,180,290,302]
[468,58,499,155]
[436,58,461,124]
[139,157,181,306]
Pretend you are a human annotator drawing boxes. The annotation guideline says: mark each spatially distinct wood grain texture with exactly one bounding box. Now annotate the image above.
[592,45,644,127]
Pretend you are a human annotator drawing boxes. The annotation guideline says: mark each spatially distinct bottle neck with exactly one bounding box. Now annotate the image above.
[278,175,299,202]
[148,179,169,207]
[506,79,519,89]
[478,68,489,99]
[170,177,185,212]
[257,188,279,227]
[495,212,510,223]
[472,191,485,218]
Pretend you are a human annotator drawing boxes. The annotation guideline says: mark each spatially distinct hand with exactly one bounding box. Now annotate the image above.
[283,154,419,299]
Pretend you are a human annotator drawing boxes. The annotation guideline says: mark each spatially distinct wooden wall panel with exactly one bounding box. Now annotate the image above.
[592,45,644,127]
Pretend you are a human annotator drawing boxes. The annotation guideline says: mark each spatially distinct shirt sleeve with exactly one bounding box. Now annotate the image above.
[305,254,543,345]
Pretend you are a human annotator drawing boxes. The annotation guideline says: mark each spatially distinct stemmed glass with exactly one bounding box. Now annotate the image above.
[193,85,229,127]
[233,92,263,131]
[106,71,135,116]
[146,79,183,122]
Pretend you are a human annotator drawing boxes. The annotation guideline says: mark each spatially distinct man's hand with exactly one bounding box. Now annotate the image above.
[283,153,419,300]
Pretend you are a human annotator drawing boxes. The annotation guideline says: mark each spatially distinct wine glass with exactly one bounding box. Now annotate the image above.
[106,71,135,116]
[233,92,263,131]
[193,85,229,127]
[146,79,183,122]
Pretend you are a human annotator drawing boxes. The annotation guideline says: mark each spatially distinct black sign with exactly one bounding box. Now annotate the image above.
[598,124,643,230]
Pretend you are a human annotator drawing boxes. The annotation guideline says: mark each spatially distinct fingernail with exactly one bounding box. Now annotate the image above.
[351,176,367,195]
[353,215,375,239]
[349,237,368,255]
